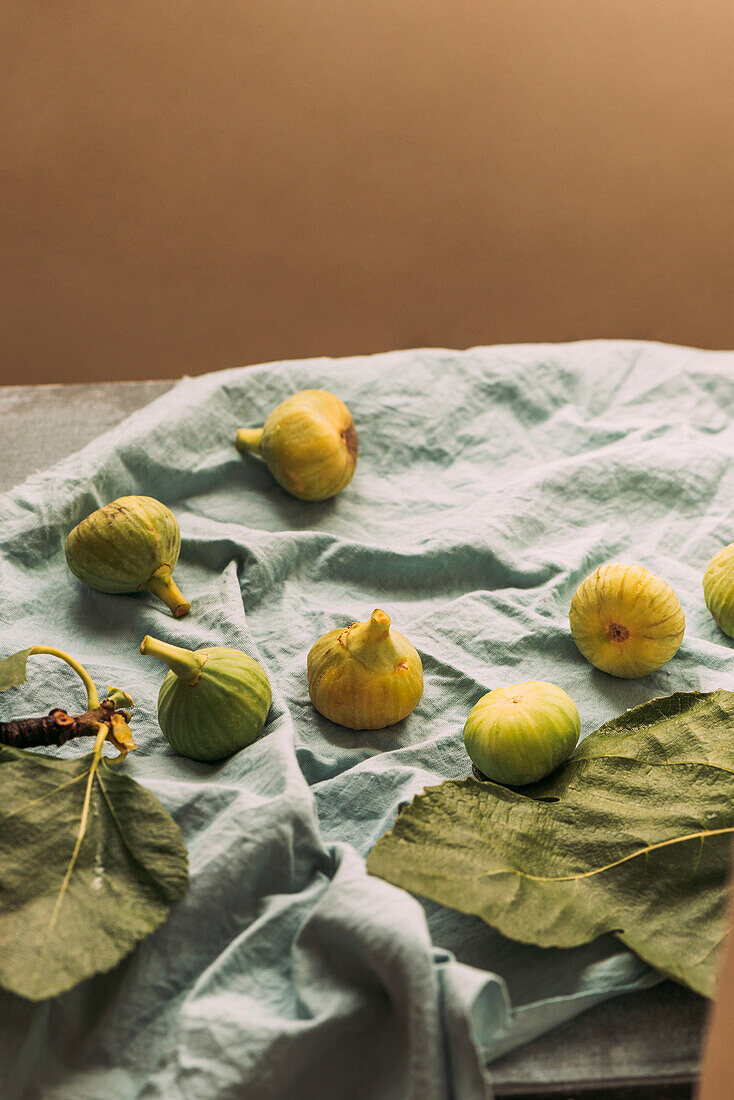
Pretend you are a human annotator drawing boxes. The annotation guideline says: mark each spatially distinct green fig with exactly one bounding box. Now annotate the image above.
[236,389,358,500]
[463,680,580,786]
[703,543,734,638]
[65,496,190,618]
[307,609,423,730]
[140,635,271,761]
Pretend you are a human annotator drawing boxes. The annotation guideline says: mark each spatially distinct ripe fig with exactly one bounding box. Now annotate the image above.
[140,635,271,761]
[569,562,684,678]
[463,680,580,785]
[65,496,190,618]
[236,389,358,500]
[703,543,734,638]
[307,609,423,730]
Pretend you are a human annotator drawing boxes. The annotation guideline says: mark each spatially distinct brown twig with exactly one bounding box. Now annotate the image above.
[0,699,126,750]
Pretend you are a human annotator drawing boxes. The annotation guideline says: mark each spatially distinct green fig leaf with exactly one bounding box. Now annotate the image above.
[0,648,34,691]
[0,744,188,1000]
[367,690,734,998]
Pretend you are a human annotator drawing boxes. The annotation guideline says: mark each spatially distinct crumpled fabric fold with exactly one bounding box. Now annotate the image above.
[2,340,731,1099]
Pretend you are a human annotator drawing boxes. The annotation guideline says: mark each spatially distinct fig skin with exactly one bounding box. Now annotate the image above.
[307,609,423,730]
[569,562,685,678]
[140,635,271,762]
[463,680,580,786]
[236,390,358,501]
[65,496,190,618]
[703,544,734,638]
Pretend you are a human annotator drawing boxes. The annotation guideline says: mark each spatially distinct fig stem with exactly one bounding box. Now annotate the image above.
[28,646,100,709]
[236,428,264,455]
[140,635,205,685]
[143,569,191,618]
[366,609,391,642]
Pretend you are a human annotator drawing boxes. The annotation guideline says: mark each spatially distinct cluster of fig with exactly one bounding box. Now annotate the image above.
[58,390,428,759]
[65,496,273,761]
[463,552,734,788]
[56,384,734,776]
[462,561,682,786]
[58,389,373,762]
[64,390,359,620]
[237,394,423,731]
[133,606,425,763]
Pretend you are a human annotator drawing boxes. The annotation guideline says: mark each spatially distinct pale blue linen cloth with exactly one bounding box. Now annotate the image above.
[1,341,732,1099]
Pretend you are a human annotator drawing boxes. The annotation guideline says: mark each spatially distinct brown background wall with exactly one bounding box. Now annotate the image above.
[2,1,733,386]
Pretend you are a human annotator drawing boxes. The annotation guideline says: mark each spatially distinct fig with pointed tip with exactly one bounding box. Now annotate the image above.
[703,544,734,638]
[463,680,580,785]
[140,635,271,761]
[236,389,358,501]
[66,496,190,618]
[569,562,685,678]
[307,609,423,730]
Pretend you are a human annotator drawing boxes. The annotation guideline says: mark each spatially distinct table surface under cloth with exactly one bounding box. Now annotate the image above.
[1,341,727,1100]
